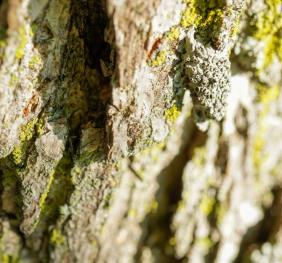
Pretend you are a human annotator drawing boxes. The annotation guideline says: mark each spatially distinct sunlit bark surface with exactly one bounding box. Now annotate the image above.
[0,0,281,262]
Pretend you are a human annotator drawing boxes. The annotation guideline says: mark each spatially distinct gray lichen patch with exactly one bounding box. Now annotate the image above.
[145,0,247,131]
[183,29,231,124]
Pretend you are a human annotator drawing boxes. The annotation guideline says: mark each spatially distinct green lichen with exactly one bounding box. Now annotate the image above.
[0,39,6,49]
[181,2,199,28]
[252,0,282,69]
[199,195,215,215]
[128,208,137,218]
[39,170,55,210]
[40,153,73,220]
[193,146,206,167]
[148,0,227,68]
[15,27,28,60]
[12,116,46,166]
[165,104,180,123]
[196,237,213,249]
[50,229,65,245]
[19,119,38,142]
[230,17,241,38]
[33,153,73,239]
[35,115,45,136]
[148,50,168,67]
[145,200,158,214]
[28,54,42,70]
[9,74,18,87]
[165,27,180,41]
[0,255,19,263]
[12,118,38,165]
[181,0,226,42]
[215,202,227,224]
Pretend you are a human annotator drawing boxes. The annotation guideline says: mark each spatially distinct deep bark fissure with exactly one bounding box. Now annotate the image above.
[1,0,114,258]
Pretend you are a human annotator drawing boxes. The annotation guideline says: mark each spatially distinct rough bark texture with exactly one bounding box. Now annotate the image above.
[0,0,282,262]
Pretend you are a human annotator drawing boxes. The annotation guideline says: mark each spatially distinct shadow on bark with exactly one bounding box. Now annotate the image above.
[234,186,282,263]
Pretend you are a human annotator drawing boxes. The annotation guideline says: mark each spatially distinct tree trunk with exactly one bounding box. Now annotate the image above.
[0,0,281,262]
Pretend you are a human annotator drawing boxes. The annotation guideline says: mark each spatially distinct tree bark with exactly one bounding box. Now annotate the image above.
[0,0,282,262]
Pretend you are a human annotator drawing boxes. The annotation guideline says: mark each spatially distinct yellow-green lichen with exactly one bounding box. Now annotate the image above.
[196,236,213,249]
[28,54,42,70]
[149,50,168,67]
[181,2,199,28]
[39,169,55,210]
[9,74,18,87]
[0,255,19,263]
[181,0,226,38]
[215,202,227,224]
[252,0,282,69]
[12,118,38,165]
[165,27,180,41]
[15,27,28,60]
[35,115,45,136]
[230,17,241,38]
[0,39,6,49]
[146,200,158,214]
[193,146,206,167]
[50,229,65,245]
[128,208,137,218]
[148,0,227,68]
[19,119,38,142]
[39,153,73,224]
[199,194,215,215]
[165,104,180,123]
